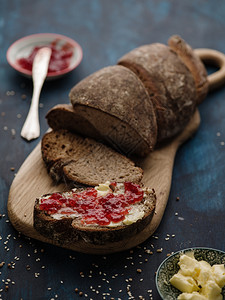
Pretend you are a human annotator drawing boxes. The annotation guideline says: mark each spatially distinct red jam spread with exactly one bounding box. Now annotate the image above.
[39,182,144,226]
[17,39,74,73]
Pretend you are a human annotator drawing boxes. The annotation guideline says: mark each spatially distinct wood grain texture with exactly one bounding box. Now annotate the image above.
[7,110,200,254]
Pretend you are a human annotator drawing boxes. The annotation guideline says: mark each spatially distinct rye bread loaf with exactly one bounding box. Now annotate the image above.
[41,129,143,186]
[33,182,156,245]
[69,65,158,156]
[118,43,197,142]
[168,35,208,104]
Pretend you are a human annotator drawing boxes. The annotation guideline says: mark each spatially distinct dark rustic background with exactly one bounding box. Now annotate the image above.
[0,1,225,299]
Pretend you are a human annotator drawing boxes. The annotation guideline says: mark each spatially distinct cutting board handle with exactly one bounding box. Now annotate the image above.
[195,48,225,91]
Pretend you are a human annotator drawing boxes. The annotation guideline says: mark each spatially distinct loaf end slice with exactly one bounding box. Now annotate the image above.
[118,43,197,143]
[41,129,143,186]
[33,182,156,245]
[168,35,209,104]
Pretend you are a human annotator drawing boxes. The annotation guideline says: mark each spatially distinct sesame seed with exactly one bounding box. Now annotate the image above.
[136,269,142,273]
[157,248,163,253]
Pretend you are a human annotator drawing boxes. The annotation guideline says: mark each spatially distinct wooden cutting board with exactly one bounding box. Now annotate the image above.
[7,110,200,254]
[7,48,225,254]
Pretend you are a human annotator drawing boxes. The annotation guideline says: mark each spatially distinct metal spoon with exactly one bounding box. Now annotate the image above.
[21,47,52,141]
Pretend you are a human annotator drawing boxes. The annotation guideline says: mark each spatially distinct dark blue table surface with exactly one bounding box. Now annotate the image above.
[1,1,225,299]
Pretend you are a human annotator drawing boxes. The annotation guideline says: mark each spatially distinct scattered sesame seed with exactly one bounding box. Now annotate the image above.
[6,90,15,96]
[11,128,16,136]
[145,250,153,254]
[136,269,142,273]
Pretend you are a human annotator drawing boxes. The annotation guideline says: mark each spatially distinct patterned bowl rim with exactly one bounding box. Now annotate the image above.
[155,247,225,299]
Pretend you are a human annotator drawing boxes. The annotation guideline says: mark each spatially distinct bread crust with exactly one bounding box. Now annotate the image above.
[118,43,197,142]
[168,35,208,104]
[69,65,157,156]
[33,187,156,245]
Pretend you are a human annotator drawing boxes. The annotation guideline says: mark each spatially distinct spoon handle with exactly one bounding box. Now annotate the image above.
[21,47,52,141]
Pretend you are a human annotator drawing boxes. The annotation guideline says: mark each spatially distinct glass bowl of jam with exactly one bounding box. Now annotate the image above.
[6,33,83,79]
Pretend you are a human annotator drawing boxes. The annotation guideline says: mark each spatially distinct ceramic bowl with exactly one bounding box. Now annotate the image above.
[155,247,225,299]
[6,33,83,79]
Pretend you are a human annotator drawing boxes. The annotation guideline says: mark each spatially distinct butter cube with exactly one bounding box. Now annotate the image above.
[196,261,214,286]
[178,292,207,300]
[179,254,201,277]
[212,264,225,288]
[201,280,222,300]
[170,272,199,293]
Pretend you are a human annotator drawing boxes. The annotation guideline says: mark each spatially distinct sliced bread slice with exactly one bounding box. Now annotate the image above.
[45,104,102,141]
[41,129,143,186]
[33,182,156,245]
